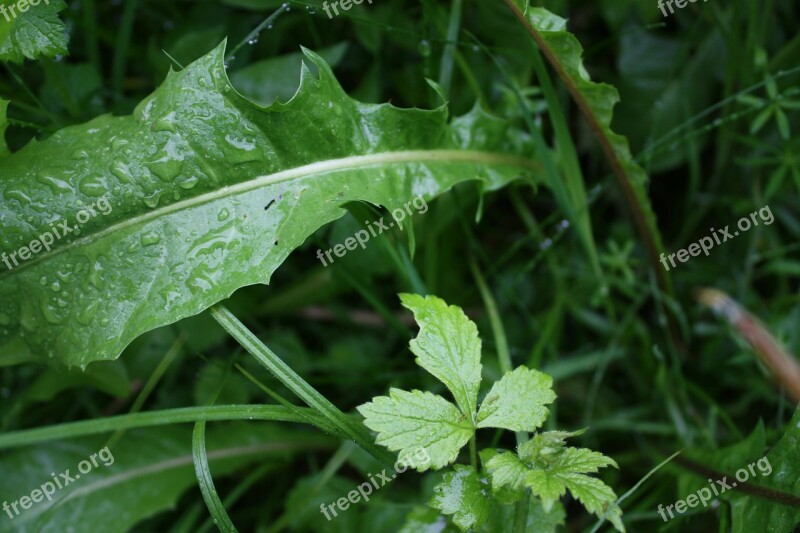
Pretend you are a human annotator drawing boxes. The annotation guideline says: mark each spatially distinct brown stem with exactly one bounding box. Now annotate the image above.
[502,0,682,351]
[673,453,800,508]
[697,288,800,403]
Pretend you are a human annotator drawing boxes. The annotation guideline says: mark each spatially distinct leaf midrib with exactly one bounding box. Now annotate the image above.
[19,441,324,526]
[0,149,537,280]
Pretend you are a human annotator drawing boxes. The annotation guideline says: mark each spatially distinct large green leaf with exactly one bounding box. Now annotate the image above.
[730,407,800,533]
[0,422,332,532]
[0,0,68,63]
[0,41,538,368]
[230,42,349,106]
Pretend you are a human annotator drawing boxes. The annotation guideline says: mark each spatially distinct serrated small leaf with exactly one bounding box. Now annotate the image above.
[399,505,458,533]
[554,473,622,530]
[399,293,483,419]
[518,429,586,465]
[526,464,621,529]
[476,366,555,431]
[553,447,618,473]
[525,469,568,510]
[357,388,472,471]
[492,430,623,531]
[430,465,492,531]
[0,0,68,63]
[485,450,528,492]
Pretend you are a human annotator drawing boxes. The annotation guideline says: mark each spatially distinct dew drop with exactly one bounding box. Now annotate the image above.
[80,175,109,197]
[146,158,183,182]
[41,301,63,325]
[141,232,161,246]
[77,301,99,326]
[418,40,431,57]
[36,173,73,193]
[110,161,134,185]
[50,281,61,292]
[143,194,160,208]
[218,208,231,221]
[178,176,199,189]
[111,137,130,151]
[153,112,178,133]
[4,188,32,204]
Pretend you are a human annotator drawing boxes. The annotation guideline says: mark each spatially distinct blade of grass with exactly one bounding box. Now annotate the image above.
[105,334,186,449]
[198,462,276,533]
[0,405,343,450]
[193,420,239,533]
[268,441,356,532]
[438,0,463,96]
[210,304,395,465]
[501,1,672,303]
[589,450,682,533]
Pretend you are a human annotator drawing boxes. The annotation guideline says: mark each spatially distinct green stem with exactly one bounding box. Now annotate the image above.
[210,305,395,465]
[501,0,672,303]
[470,257,531,528]
[469,435,477,470]
[106,334,185,448]
[193,421,239,532]
[438,0,463,96]
[0,405,341,450]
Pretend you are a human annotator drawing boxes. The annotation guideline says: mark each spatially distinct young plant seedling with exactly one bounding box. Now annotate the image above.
[358,293,624,531]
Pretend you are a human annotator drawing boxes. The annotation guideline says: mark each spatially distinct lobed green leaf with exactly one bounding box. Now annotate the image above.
[476,366,555,432]
[399,293,483,418]
[0,0,68,63]
[357,388,472,471]
[0,43,538,368]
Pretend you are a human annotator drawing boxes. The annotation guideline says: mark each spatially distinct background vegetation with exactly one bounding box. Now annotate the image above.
[1,0,799,531]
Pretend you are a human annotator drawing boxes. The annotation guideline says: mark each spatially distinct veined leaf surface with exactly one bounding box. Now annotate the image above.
[0,42,538,367]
